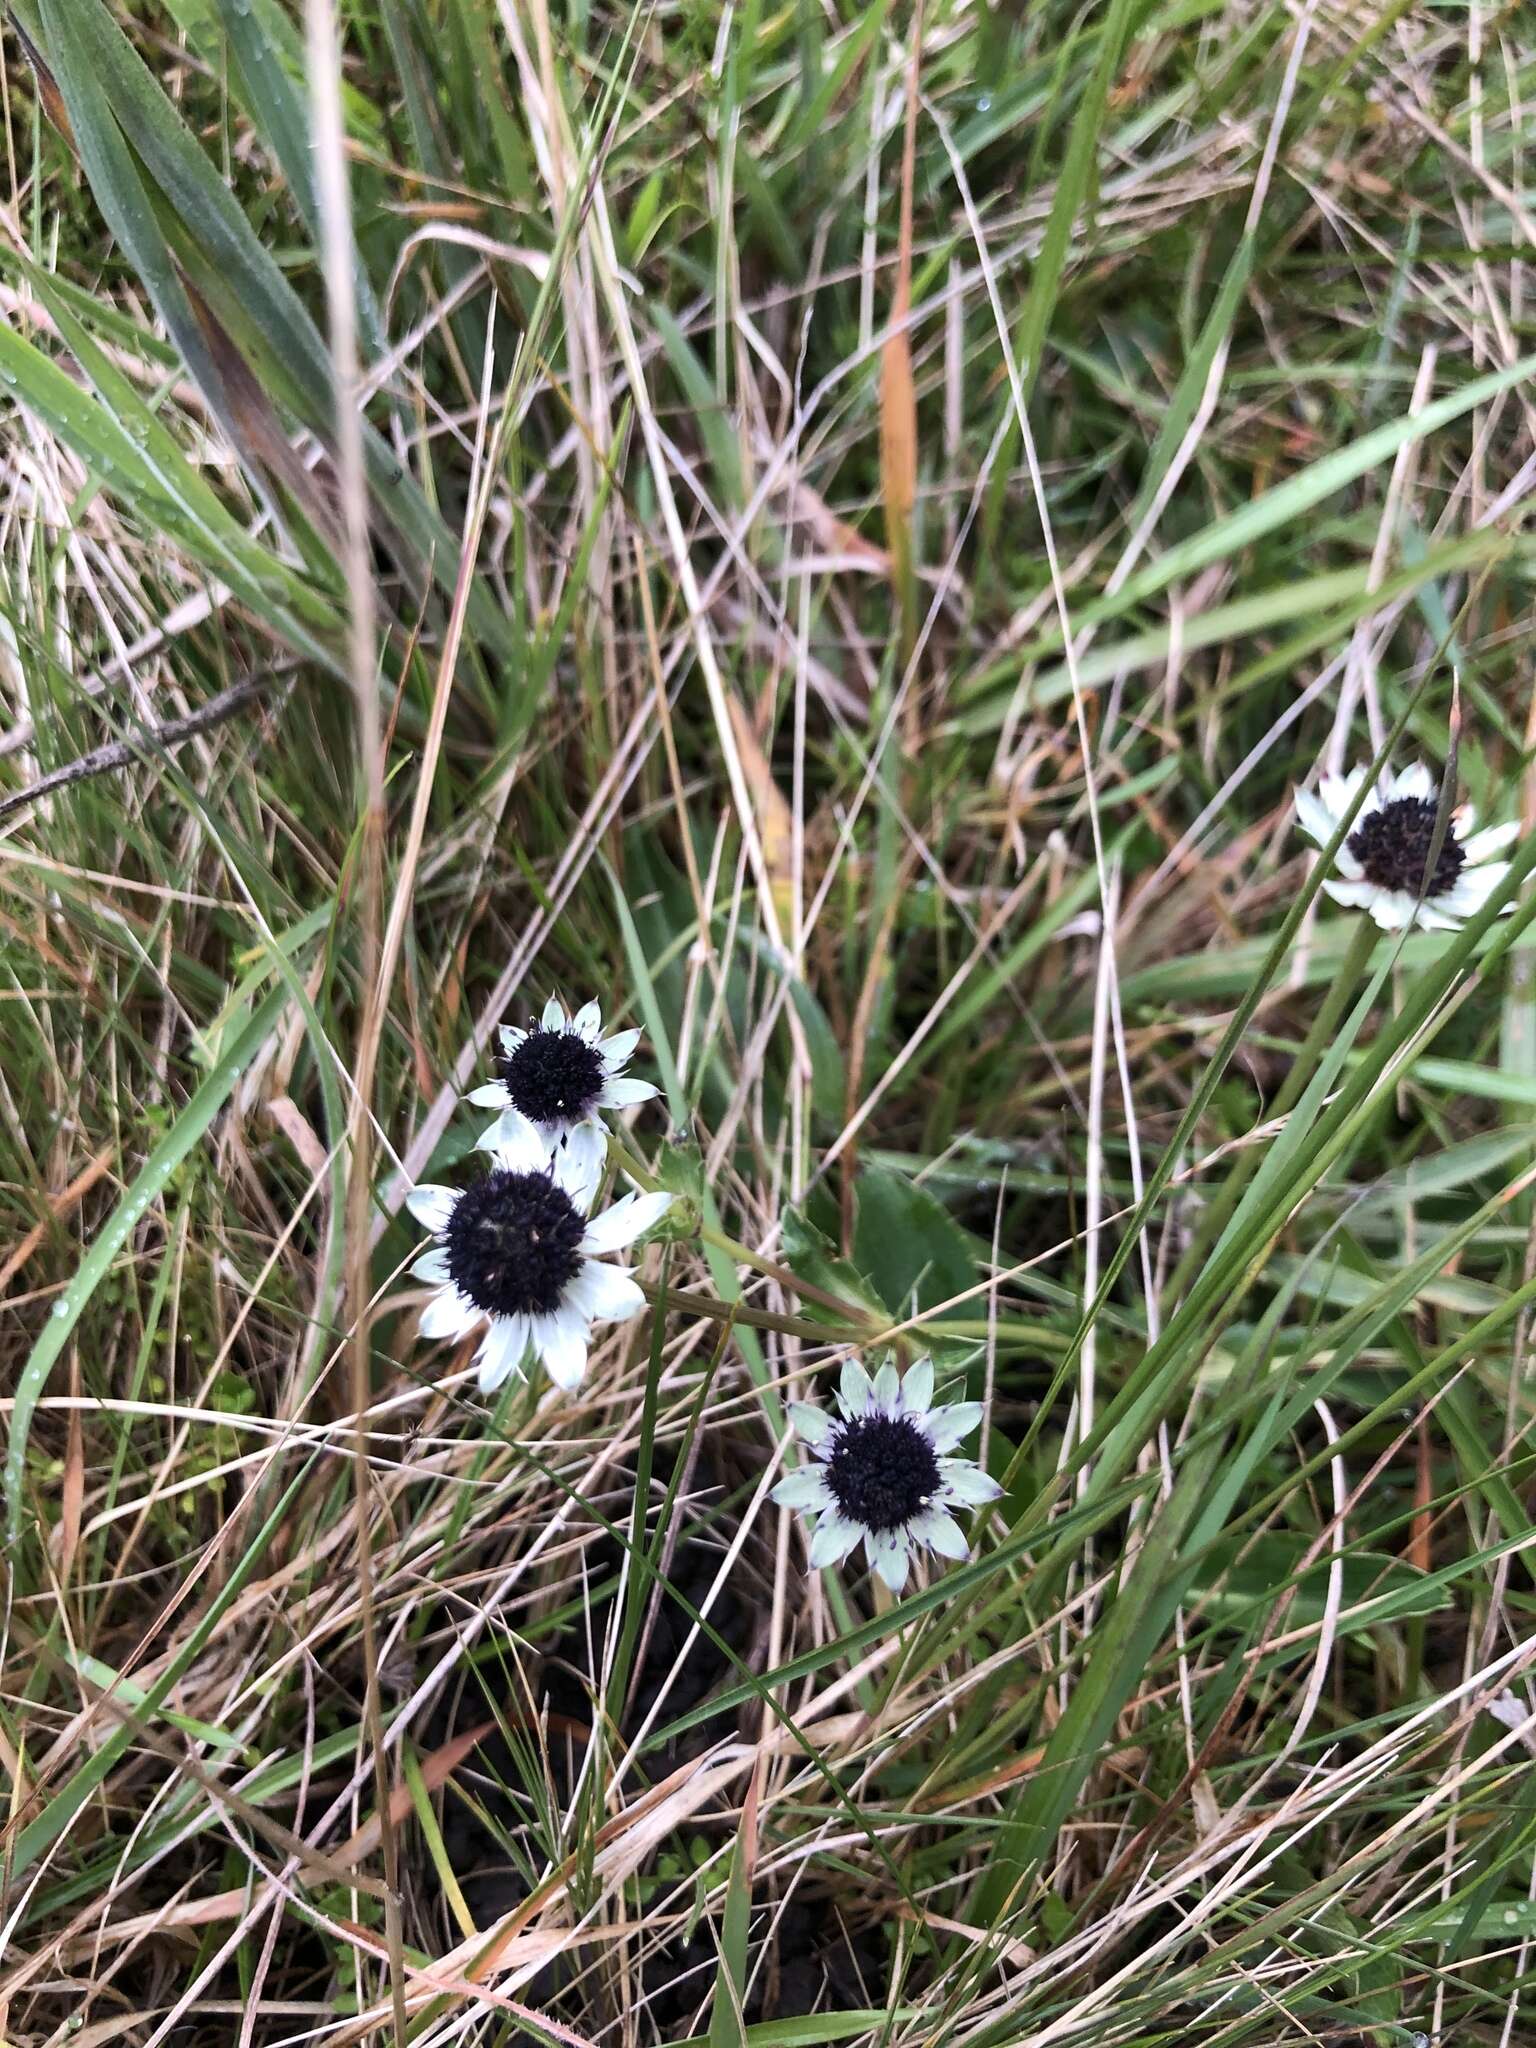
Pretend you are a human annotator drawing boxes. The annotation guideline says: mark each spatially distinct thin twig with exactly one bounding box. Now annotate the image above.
[0,668,296,823]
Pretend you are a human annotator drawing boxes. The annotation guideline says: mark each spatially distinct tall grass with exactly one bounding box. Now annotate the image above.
[1,3,1534,2044]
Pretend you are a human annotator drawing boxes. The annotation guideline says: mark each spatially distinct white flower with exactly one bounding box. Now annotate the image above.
[405,1107,671,1395]
[1486,1690,1532,1735]
[467,997,659,1175]
[1295,762,1518,933]
[772,1358,1002,1592]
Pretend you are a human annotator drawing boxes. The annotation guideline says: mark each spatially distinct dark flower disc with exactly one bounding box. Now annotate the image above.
[499,1027,607,1126]
[445,1168,585,1318]
[1347,796,1464,899]
[824,1412,940,1533]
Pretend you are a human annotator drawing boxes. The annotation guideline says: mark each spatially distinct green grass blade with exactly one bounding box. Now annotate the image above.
[4,979,291,1546]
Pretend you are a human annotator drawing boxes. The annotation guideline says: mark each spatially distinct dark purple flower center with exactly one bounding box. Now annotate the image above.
[444,1168,585,1317]
[1347,797,1464,898]
[825,1412,939,1533]
[498,1026,606,1126]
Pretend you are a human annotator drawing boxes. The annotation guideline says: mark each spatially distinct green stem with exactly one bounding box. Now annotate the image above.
[1161,915,1380,1313]
[608,1134,882,1328]
[641,1282,860,1344]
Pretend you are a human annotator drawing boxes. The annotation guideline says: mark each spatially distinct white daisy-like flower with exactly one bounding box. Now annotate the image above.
[467,997,659,1176]
[406,1107,671,1394]
[1295,762,1518,933]
[772,1358,1002,1592]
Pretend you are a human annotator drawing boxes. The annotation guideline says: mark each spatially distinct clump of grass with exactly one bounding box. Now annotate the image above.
[2,4,1536,2046]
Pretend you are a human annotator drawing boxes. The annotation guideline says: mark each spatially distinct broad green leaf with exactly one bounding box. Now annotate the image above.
[854,1166,976,1320]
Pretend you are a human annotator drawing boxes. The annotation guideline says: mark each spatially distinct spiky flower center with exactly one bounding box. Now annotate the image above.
[825,1412,940,1533]
[499,1027,606,1126]
[444,1169,585,1317]
[1348,797,1464,899]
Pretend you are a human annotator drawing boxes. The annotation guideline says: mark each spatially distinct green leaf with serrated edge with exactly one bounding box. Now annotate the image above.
[781,1206,887,1328]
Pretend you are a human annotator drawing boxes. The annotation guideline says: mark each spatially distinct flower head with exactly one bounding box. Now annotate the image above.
[406,1108,671,1394]
[772,1358,1001,1591]
[468,997,658,1163]
[1295,763,1517,933]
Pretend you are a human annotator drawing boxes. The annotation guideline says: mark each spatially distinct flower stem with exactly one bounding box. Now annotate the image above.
[1160,916,1380,1312]
[607,1135,883,1330]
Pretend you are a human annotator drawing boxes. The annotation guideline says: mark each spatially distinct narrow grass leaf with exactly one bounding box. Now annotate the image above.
[4,980,291,1544]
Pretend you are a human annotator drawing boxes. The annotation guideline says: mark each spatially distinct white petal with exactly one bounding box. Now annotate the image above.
[466,1082,510,1108]
[476,1315,529,1392]
[1442,878,1489,916]
[1294,787,1338,849]
[411,1247,451,1283]
[553,1125,604,1212]
[568,1258,646,1323]
[542,996,565,1031]
[420,1287,479,1342]
[1462,822,1520,863]
[489,1108,549,1173]
[1321,767,1369,818]
[808,1514,863,1567]
[1393,762,1433,800]
[1447,865,1510,913]
[572,1000,602,1043]
[498,1026,528,1053]
[838,1359,873,1416]
[911,1509,969,1561]
[580,1189,671,1254]
[601,1075,660,1108]
[873,1360,901,1411]
[927,1401,983,1451]
[869,1530,910,1591]
[1488,1691,1530,1733]
[901,1359,934,1413]
[1321,879,1384,910]
[773,1469,834,1511]
[942,1462,1003,1506]
[600,1027,643,1068]
[788,1401,831,1447]
[1333,843,1363,879]
[406,1184,458,1233]
[1412,903,1463,932]
[1366,891,1416,931]
[533,1310,590,1390]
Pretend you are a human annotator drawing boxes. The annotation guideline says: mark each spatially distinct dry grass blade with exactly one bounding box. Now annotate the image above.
[879,4,923,670]
[303,3,407,2042]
